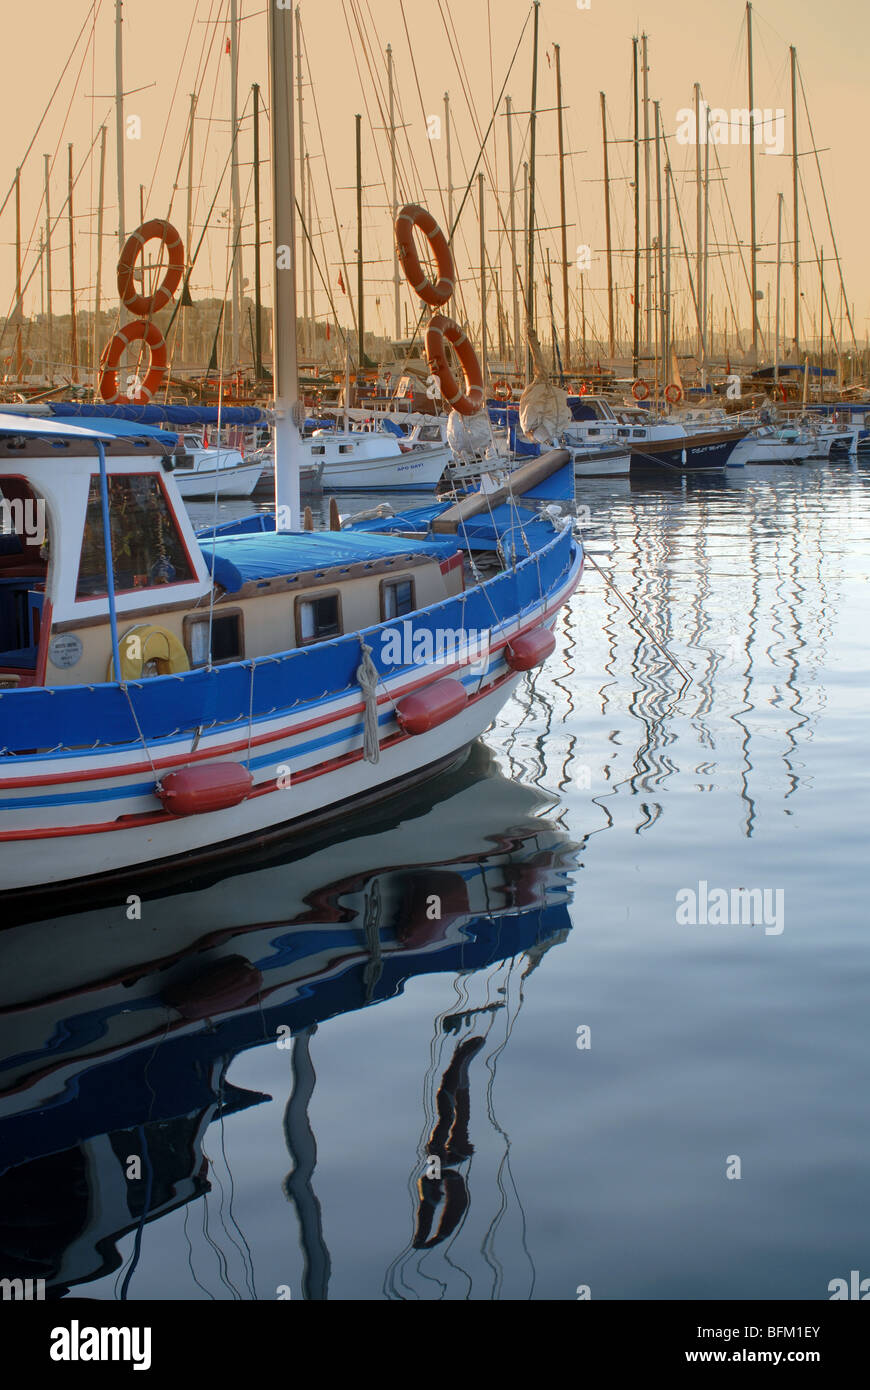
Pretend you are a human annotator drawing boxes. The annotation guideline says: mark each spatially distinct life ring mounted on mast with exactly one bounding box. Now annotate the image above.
[425,315,485,417]
[395,204,455,308]
[99,320,169,403]
[664,382,683,405]
[632,379,650,401]
[117,219,185,317]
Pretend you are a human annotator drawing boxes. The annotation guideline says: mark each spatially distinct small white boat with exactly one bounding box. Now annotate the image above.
[727,425,815,466]
[305,427,450,491]
[564,443,631,478]
[172,433,264,499]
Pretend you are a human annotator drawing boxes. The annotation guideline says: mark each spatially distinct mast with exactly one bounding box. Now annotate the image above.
[554,44,570,372]
[269,0,302,528]
[525,0,540,382]
[253,83,263,379]
[479,172,487,388]
[67,144,78,384]
[115,0,126,248]
[14,169,22,378]
[388,44,401,341]
[95,126,107,372]
[632,37,640,378]
[505,95,520,372]
[44,154,53,381]
[694,82,703,366]
[702,98,709,383]
[747,1,759,358]
[356,112,364,368]
[774,192,782,386]
[306,152,315,357]
[641,33,651,354]
[230,0,242,368]
[183,92,196,358]
[791,45,799,353]
[664,142,672,367]
[600,92,615,358]
[444,91,454,235]
[819,247,824,402]
[294,5,308,362]
[654,102,666,384]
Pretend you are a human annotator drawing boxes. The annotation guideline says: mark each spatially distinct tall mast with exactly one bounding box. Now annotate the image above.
[819,247,824,402]
[95,125,107,371]
[294,5,308,363]
[306,153,315,359]
[444,92,454,235]
[183,92,196,359]
[664,145,672,367]
[632,37,640,379]
[694,82,703,366]
[774,191,783,387]
[115,0,126,248]
[253,82,263,379]
[554,44,570,373]
[525,0,540,382]
[356,112,364,368]
[790,46,799,353]
[388,44,401,342]
[600,91,615,359]
[44,154,53,380]
[269,0,302,527]
[702,100,709,382]
[641,33,651,354]
[230,0,242,368]
[505,95,520,372]
[67,144,79,384]
[14,169,22,378]
[747,1,759,358]
[654,102,666,382]
[478,173,487,388]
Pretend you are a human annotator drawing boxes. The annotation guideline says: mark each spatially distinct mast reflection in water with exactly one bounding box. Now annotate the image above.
[0,744,578,1301]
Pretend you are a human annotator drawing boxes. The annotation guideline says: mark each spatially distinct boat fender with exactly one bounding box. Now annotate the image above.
[505,626,556,671]
[396,677,468,735]
[156,761,253,817]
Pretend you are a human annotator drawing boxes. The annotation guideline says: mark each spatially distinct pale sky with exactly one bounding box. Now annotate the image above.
[3,0,869,360]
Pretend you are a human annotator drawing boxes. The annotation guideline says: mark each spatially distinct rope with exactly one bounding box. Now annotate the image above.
[356,638,381,764]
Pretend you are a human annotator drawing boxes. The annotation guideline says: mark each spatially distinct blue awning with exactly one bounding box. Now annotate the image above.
[201,529,461,593]
[50,402,268,426]
[0,412,116,441]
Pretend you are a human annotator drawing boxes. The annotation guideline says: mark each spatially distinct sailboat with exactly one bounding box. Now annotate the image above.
[0,7,583,897]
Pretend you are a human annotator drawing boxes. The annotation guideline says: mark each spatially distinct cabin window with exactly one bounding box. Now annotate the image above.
[312,446,325,455]
[76,473,195,599]
[381,577,415,620]
[296,592,341,644]
[339,444,354,454]
[184,610,244,667]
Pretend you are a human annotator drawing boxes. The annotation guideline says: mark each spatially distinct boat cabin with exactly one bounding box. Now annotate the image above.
[0,416,463,690]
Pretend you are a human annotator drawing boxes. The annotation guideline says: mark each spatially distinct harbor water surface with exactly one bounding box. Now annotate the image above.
[3,461,868,1300]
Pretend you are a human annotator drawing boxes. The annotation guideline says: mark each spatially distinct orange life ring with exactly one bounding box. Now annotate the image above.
[577,383,588,396]
[395,203,455,308]
[117,218,184,317]
[424,314,484,416]
[99,320,168,403]
[632,379,650,401]
[664,382,683,404]
[493,381,512,401]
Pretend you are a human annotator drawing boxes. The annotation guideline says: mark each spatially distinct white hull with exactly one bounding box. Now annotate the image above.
[322,446,450,491]
[571,450,631,478]
[175,461,264,498]
[728,438,815,465]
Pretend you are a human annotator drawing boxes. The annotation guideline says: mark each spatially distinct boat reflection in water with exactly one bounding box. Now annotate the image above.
[0,743,578,1299]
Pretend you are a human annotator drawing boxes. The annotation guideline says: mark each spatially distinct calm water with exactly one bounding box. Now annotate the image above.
[2,461,869,1301]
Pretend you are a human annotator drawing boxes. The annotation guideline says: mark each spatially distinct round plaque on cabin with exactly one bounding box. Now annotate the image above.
[48,633,84,670]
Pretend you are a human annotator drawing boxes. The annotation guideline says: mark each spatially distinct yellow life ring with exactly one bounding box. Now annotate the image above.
[108,624,190,681]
